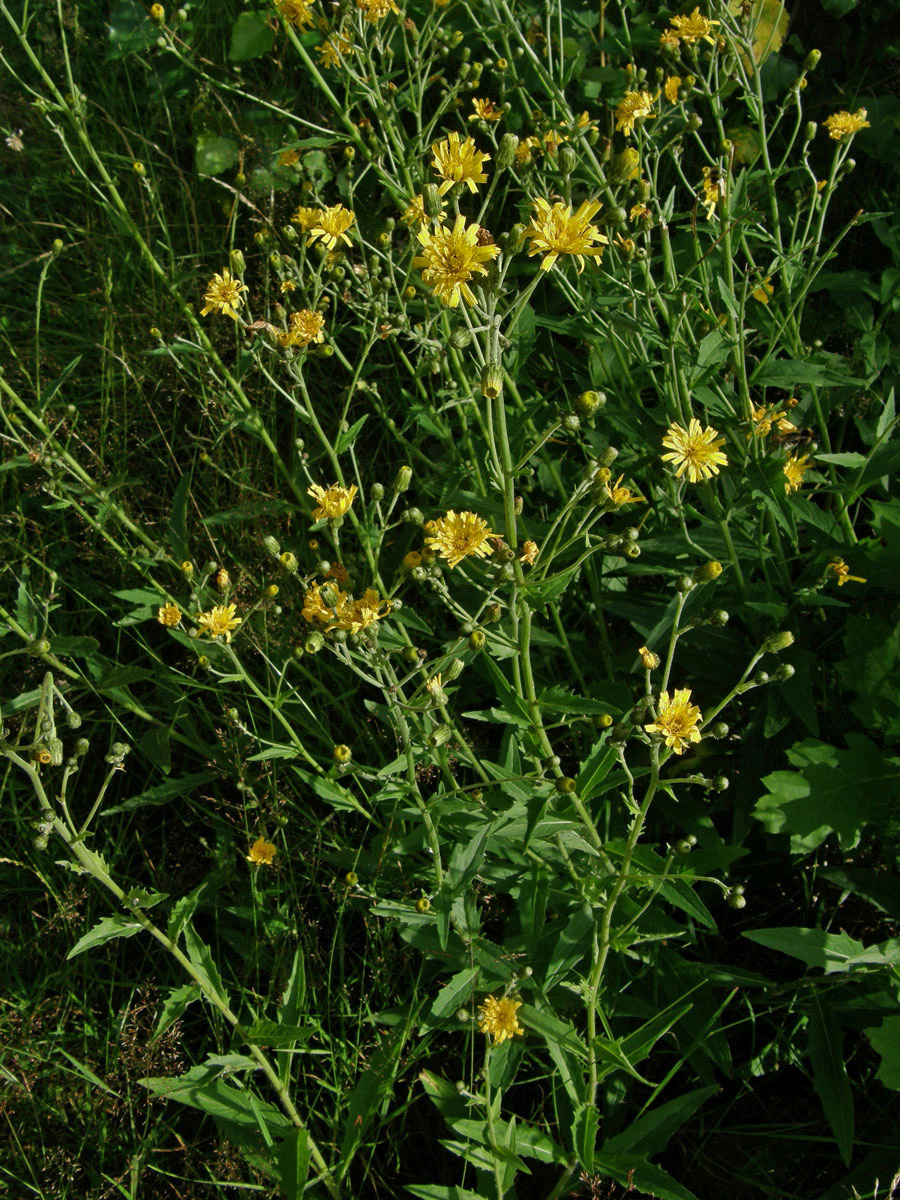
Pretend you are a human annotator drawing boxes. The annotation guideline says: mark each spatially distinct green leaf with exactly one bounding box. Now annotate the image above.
[429,967,478,1021]
[602,1086,716,1158]
[543,904,593,989]
[183,923,231,1006]
[335,414,369,454]
[167,474,191,563]
[816,452,868,468]
[228,11,275,61]
[139,726,171,773]
[275,1128,310,1199]
[594,1154,702,1200]
[576,743,618,800]
[140,1063,291,1132]
[204,499,297,525]
[246,1021,313,1048]
[196,134,240,177]
[742,927,866,973]
[279,948,306,1027]
[537,685,620,716]
[572,1103,598,1172]
[809,996,854,1164]
[67,915,144,959]
[103,771,215,816]
[155,984,201,1037]
[864,1016,900,1090]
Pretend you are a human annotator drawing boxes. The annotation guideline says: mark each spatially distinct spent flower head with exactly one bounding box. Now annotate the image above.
[477,995,525,1044]
[661,419,728,483]
[200,269,247,320]
[523,198,608,274]
[604,474,643,507]
[424,510,496,568]
[700,167,726,220]
[827,559,866,587]
[430,131,490,195]
[412,215,500,308]
[823,108,870,141]
[645,688,703,755]
[664,75,682,103]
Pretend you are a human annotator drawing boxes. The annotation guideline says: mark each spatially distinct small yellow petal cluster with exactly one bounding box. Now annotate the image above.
[519,540,539,566]
[645,688,703,755]
[280,309,326,348]
[308,482,358,520]
[662,419,728,483]
[751,277,775,305]
[356,0,400,21]
[470,98,502,122]
[292,205,321,232]
[604,474,643,507]
[543,129,568,155]
[748,404,795,441]
[523,198,608,274]
[783,452,813,494]
[430,131,490,195]
[662,8,720,47]
[276,0,317,29]
[402,193,446,227]
[424,510,496,569]
[302,583,391,634]
[278,148,300,167]
[197,603,242,642]
[157,602,182,627]
[200,269,247,320]
[247,837,277,865]
[615,90,658,137]
[827,559,866,587]
[823,109,870,141]
[515,136,542,166]
[638,645,661,670]
[664,75,682,103]
[412,215,500,308]
[700,166,725,220]
[318,33,353,68]
[477,995,525,1045]
[308,204,356,251]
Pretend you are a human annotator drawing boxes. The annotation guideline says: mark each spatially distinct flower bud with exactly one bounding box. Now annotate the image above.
[369,482,385,502]
[708,610,729,626]
[496,132,519,170]
[468,630,486,652]
[280,551,298,572]
[229,248,245,275]
[415,897,431,913]
[401,506,424,525]
[450,327,472,349]
[709,722,729,739]
[804,121,817,142]
[133,160,146,177]
[574,390,606,419]
[65,710,82,730]
[712,774,729,791]
[264,535,281,558]
[675,575,695,593]
[600,207,628,228]
[264,584,279,597]
[638,645,660,670]
[803,48,821,71]
[216,568,230,590]
[333,744,352,765]
[728,893,747,910]
[304,631,325,653]
[28,639,51,657]
[444,658,465,682]
[484,603,502,623]
[555,777,577,794]
[345,870,358,885]
[150,3,165,21]
[74,737,90,756]
[427,725,452,747]
[762,630,794,654]
[596,713,614,729]
[609,147,640,183]
[481,363,503,399]
[561,412,581,432]
[693,560,723,583]
[558,145,578,175]
[392,465,413,493]
[674,838,693,855]
[598,445,618,467]
[422,184,444,219]
[774,663,795,681]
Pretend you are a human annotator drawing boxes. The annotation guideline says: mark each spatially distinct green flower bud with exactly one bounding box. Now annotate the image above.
[28,639,51,657]
[422,184,444,219]
[450,327,472,349]
[444,658,465,682]
[693,560,723,583]
[708,610,729,626]
[427,725,452,747]
[804,121,817,142]
[415,896,431,913]
[369,482,385,502]
[468,630,486,652]
[674,838,693,855]
[555,777,577,794]
[392,465,413,493]
[600,207,628,228]
[229,248,246,275]
[304,631,325,654]
[496,132,519,170]
[762,631,794,654]
[774,663,795,681]
[345,870,358,885]
[279,551,298,572]
[803,48,821,71]
[481,363,504,399]
[574,390,606,419]
[712,775,729,791]
[401,507,424,525]
[558,145,578,175]
[333,744,352,765]
[74,737,90,756]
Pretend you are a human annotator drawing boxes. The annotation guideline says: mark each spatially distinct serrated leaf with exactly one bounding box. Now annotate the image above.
[246,1021,313,1048]
[67,915,144,959]
[742,927,866,973]
[429,967,478,1021]
[155,984,201,1037]
[140,1063,291,1131]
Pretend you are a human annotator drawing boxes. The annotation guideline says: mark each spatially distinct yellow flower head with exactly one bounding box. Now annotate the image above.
[827,559,866,587]
[412,214,500,308]
[470,97,502,122]
[318,32,353,68]
[629,202,651,223]
[700,166,726,220]
[157,602,181,627]
[430,131,490,195]
[402,193,446,226]
[200,268,248,320]
[197,603,241,642]
[519,540,539,566]
[823,108,870,141]
[604,474,644,506]
[543,128,568,155]
[247,837,277,865]
[276,0,317,29]
[342,588,392,634]
[280,308,326,348]
[279,148,300,167]
[751,277,775,305]
[523,197,608,274]
[638,645,661,670]
[292,205,321,232]
[645,688,703,754]
[356,0,400,21]
[308,204,356,250]
[575,110,599,134]
[308,482,358,520]
[615,90,658,137]
[783,452,813,494]
[424,510,496,568]
[664,75,682,103]
[477,995,525,1044]
[749,404,794,440]
[662,419,728,483]
[665,8,720,46]
[149,4,165,22]
[515,136,541,166]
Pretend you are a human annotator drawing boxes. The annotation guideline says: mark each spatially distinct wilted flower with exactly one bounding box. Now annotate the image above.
[827,559,866,587]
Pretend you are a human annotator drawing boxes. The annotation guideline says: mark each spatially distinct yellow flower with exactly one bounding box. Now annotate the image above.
[783,452,813,494]
[356,0,400,21]
[157,602,181,627]
[430,131,490,195]
[215,568,230,590]
[543,128,568,155]
[827,559,866,587]
[700,166,725,220]
[401,193,446,226]
[645,688,703,755]
[629,202,651,223]
[247,837,277,865]
[149,4,165,22]
[515,136,541,166]
[403,550,423,570]
[302,583,390,633]
[412,214,500,308]
[664,75,682,103]
[292,205,321,232]
[748,404,794,440]
[308,204,356,251]
[200,268,247,320]
[659,28,681,49]
[614,90,657,136]
[823,108,870,141]
[278,148,300,167]
[664,8,720,46]
[318,32,353,67]
[276,0,316,29]
[604,474,643,506]
[280,280,297,294]
[470,97,502,122]
[197,603,241,642]
[308,482,358,519]
[341,589,391,634]
[662,419,728,483]
[751,277,775,305]
[523,197,608,274]
[574,110,598,134]
[519,540,539,566]
[477,995,525,1044]
[280,308,326,348]
[638,645,660,670]
[424,510,496,568]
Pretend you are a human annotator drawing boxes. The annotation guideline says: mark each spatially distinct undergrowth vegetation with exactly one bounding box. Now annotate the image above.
[1,0,899,1197]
